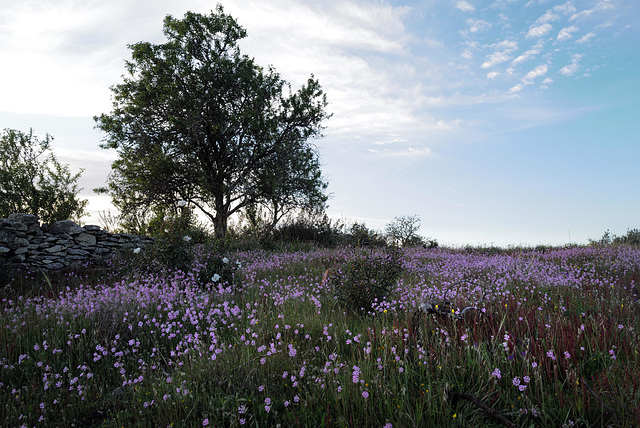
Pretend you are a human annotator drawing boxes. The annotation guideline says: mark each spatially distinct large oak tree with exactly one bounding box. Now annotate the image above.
[95,6,330,238]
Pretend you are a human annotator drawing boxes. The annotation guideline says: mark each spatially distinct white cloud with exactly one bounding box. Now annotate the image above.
[526,23,553,39]
[576,32,595,43]
[523,64,548,82]
[569,9,594,21]
[369,146,433,158]
[482,39,518,69]
[487,71,499,79]
[553,2,577,15]
[511,40,544,66]
[559,54,583,76]
[556,25,579,41]
[509,83,524,93]
[540,77,553,88]
[535,10,559,24]
[464,18,492,34]
[456,1,475,12]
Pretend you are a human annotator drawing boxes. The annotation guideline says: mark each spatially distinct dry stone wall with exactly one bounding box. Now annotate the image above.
[0,213,154,271]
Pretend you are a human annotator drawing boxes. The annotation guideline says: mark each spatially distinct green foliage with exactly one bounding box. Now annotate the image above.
[591,228,640,246]
[272,210,344,247]
[94,6,330,239]
[345,222,387,247]
[331,247,403,315]
[0,128,88,223]
[615,228,640,245]
[385,214,424,248]
[194,246,241,292]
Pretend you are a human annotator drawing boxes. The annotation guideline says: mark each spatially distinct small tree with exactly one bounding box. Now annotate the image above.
[385,214,423,247]
[0,128,88,223]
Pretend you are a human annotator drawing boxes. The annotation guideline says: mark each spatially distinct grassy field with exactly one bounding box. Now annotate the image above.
[1,244,640,427]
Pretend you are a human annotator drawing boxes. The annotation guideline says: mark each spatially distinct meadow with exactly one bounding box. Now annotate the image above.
[2,244,640,427]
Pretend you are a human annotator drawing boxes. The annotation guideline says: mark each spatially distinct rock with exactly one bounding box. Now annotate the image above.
[13,237,29,247]
[0,213,155,270]
[75,233,97,246]
[67,248,90,256]
[8,213,39,225]
[51,220,84,235]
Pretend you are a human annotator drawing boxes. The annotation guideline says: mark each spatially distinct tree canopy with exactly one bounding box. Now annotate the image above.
[95,6,330,238]
[0,128,88,224]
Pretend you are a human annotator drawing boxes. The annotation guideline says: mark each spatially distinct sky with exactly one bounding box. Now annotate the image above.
[1,0,638,247]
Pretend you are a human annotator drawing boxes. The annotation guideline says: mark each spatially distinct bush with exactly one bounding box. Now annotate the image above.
[615,229,640,246]
[273,212,344,247]
[192,241,241,292]
[344,222,387,247]
[330,247,403,315]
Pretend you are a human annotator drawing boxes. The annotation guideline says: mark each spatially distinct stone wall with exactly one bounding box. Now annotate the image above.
[0,213,154,271]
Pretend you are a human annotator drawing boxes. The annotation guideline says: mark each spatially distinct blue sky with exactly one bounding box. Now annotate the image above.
[1,0,638,246]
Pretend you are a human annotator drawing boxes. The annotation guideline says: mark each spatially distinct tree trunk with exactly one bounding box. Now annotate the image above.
[214,214,227,239]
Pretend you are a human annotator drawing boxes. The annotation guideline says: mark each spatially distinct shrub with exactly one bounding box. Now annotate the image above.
[330,247,403,315]
[272,211,344,247]
[614,228,640,245]
[345,222,387,247]
[193,242,241,292]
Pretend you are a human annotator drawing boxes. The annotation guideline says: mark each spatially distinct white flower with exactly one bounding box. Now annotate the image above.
[133,248,141,254]
[212,274,221,282]
[222,257,229,264]
[183,236,192,242]
[164,229,169,233]
[163,216,170,222]
[177,200,187,207]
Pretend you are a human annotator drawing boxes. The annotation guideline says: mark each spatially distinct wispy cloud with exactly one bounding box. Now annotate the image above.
[510,63,548,92]
[482,39,518,68]
[559,54,583,76]
[524,64,548,82]
[463,18,492,35]
[456,1,475,12]
[511,40,544,66]
[576,32,595,43]
[553,2,577,15]
[535,10,559,24]
[526,23,553,39]
[556,25,579,41]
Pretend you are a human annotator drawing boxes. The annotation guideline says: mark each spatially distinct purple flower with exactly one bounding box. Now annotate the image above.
[202,419,209,426]
[362,391,369,398]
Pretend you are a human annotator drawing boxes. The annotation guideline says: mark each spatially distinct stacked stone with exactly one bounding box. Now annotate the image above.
[0,213,154,271]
